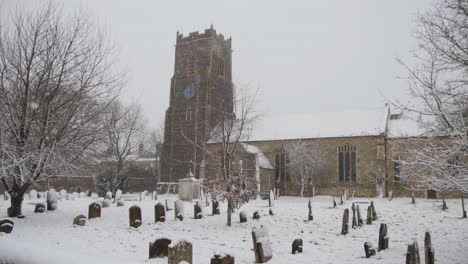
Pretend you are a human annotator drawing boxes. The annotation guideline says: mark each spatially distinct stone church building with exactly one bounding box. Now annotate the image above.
[160,27,431,198]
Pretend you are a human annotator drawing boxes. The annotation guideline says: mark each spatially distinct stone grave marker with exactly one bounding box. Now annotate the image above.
[292,239,303,254]
[212,200,220,215]
[129,205,142,228]
[168,240,193,264]
[175,200,184,221]
[308,199,313,221]
[46,189,58,211]
[253,211,260,220]
[462,195,467,218]
[0,219,14,233]
[115,189,123,201]
[88,202,101,219]
[154,202,166,222]
[411,193,416,204]
[4,191,10,200]
[371,201,377,220]
[351,203,357,229]
[194,201,203,219]
[424,232,434,264]
[269,190,274,207]
[73,214,87,226]
[34,203,45,213]
[378,223,389,251]
[239,211,247,223]
[364,242,376,258]
[117,199,125,207]
[341,208,349,235]
[149,238,172,259]
[252,225,273,263]
[356,205,363,226]
[333,198,337,208]
[105,191,112,200]
[406,239,421,264]
[269,208,274,216]
[366,205,373,225]
[210,254,235,264]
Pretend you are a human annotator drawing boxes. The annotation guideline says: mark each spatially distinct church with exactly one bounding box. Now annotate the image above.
[160,27,431,198]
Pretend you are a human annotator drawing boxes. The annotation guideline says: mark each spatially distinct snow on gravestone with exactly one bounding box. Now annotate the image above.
[210,254,235,264]
[239,211,247,223]
[212,200,220,215]
[168,240,193,264]
[252,226,273,263]
[0,218,14,234]
[105,191,113,200]
[34,203,45,213]
[73,215,86,226]
[29,190,38,200]
[79,192,86,198]
[46,189,58,211]
[194,202,203,219]
[174,200,184,221]
[115,189,123,201]
[72,192,79,199]
[154,202,166,223]
[129,205,142,228]
[149,238,171,259]
[88,202,101,219]
[59,189,67,200]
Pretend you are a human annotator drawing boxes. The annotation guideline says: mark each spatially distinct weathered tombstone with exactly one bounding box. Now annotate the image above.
[34,203,45,213]
[412,193,416,204]
[291,239,303,254]
[194,201,203,219]
[129,205,142,228]
[333,198,337,208]
[0,219,14,233]
[168,240,193,264]
[212,200,220,215]
[341,208,349,235]
[152,190,157,200]
[269,208,274,216]
[154,202,166,222]
[76,186,82,193]
[88,202,101,219]
[351,203,357,229]
[46,189,58,211]
[253,211,260,220]
[252,226,273,263]
[115,189,123,201]
[85,189,91,197]
[462,195,467,218]
[442,198,448,211]
[149,238,172,259]
[210,254,235,264]
[30,189,38,200]
[424,232,434,264]
[174,200,184,221]
[356,205,363,226]
[308,199,313,221]
[364,242,376,258]
[73,214,87,226]
[370,201,377,220]
[102,199,112,208]
[105,191,113,200]
[378,223,389,251]
[269,190,274,207]
[406,239,421,264]
[239,211,247,223]
[366,205,373,225]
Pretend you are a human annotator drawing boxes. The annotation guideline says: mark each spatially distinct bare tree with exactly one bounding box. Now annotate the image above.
[97,100,146,195]
[285,140,326,197]
[394,0,467,193]
[0,3,124,217]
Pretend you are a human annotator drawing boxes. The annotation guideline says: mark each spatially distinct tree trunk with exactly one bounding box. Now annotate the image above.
[8,190,24,217]
[227,199,232,226]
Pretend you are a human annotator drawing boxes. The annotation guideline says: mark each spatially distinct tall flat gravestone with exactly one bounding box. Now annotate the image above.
[252,225,273,263]
[378,223,389,251]
[406,239,421,264]
[149,238,172,259]
[168,240,193,264]
[210,254,235,264]
[154,202,166,223]
[308,199,313,221]
[174,200,184,221]
[424,232,434,264]
[356,205,363,226]
[129,205,142,228]
[88,202,101,219]
[341,208,349,235]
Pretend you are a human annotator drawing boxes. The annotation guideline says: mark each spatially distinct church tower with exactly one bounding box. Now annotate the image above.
[160,27,234,182]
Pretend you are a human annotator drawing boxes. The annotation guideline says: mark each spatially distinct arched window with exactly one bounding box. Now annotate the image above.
[338,144,356,182]
[274,147,288,182]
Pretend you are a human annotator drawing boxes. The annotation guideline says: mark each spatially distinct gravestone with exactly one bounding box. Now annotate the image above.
[105,191,113,200]
[66,193,75,201]
[129,205,142,228]
[252,225,273,263]
[73,214,86,226]
[269,208,274,216]
[88,202,101,219]
[76,187,82,193]
[210,254,235,264]
[339,195,343,205]
[102,199,112,208]
[412,193,416,204]
[152,190,157,200]
[212,200,220,215]
[168,240,193,264]
[79,192,86,198]
[442,198,448,211]
[351,203,357,228]
[194,202,203,219]
[269,190,274,207]
[175,200,184,221]
[115,189,123,201]
[308,199,313,221]
[406,239,421,264]
[239,211,247,223]
[370,201,377,220]
[0,219,14,233]
[333,198,337,208]
[291,239,303,254]
[149,238,172,259]
[366,205,373,225]
[30,189,38,200]
[72,192,79,199]
[46,189,58,211]
[253,211,260,220]
[378,223,389,251]
[341,208,349,235]
[424,232,434,264]
[364,242,376,258]
[34,203,45,213]
[462,195,467,218]
[85,189,91,197]
[356,205,363,226]
[154,202,166,223]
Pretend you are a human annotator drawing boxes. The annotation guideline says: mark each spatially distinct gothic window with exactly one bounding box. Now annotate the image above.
[219,58,225,76]
[188,56,196,75]
[338,144,356,182]
[185,107,192,121]
[274,147,288,182]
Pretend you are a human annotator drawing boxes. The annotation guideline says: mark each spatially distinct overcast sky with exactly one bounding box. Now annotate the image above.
[8,0,433,129]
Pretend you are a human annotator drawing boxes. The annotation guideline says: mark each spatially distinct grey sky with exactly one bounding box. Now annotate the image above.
[8,0,432,129]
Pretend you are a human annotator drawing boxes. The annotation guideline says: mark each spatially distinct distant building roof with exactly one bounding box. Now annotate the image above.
[387,111,426,138]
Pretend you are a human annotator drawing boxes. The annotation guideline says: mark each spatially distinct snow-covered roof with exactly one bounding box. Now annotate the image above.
[387,111,426,138]
[246,109,386,142]
[241,143,274,169]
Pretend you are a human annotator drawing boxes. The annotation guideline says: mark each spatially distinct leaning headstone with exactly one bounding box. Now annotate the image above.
[0,219,14,233]
[29,189,38,200]
[88,202,101,219]
[129,205,142,228]
[46,189,58,211]
[175,200,184,221]
[356,205,363,226]
[210,254,235,264]
[105,191,113,200]
[154,202,166,222]
[149,238,172,259]
[378,223,389,251]
[212,200,220,215]
[370,201,377,220]
[366,205,373,225]
[341,208,349,235]
[168,240,193,264]
[34,203,45,213]
[462,195,467,218]
[239,211,247,223]
[424,232,434,264]
[166,199,173,211]
[194,201,203,219]
[269,190,274,207]
[102,199,112,208]
[364,242,376,258]
[308,199,313,221]
[406,239,421,264]
[252,225,273,263]
[73,214,86,226]
[253,211,260,220]
[291,239,303,254]
[351,203,357,229]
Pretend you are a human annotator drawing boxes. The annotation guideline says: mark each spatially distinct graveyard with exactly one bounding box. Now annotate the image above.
[1,192,468,263]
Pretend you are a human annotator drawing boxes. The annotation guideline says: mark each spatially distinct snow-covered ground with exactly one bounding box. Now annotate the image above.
[1,195,467,264]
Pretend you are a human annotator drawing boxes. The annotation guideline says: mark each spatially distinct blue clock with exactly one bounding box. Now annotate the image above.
[184,83,195,99]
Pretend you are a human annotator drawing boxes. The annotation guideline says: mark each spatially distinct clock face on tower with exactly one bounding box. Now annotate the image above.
[184,83,195,99]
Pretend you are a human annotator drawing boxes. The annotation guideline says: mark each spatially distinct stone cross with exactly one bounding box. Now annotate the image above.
[174,200,184,221]
[149,238,172,259]
[129,205,142,228]
[308,199,313,221]
[252,226,273,263]
[378,223,389,251]
[210,254,235,264]
[168,240,193,264]
[406,239,421,264]
[154,202,166,223]
[88,202,101,219]
[292,239,303,254]
[341,208,349,235]
[424,232,434,264]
